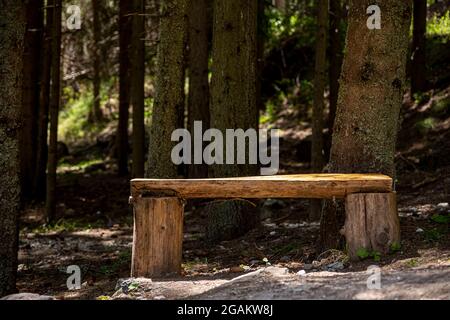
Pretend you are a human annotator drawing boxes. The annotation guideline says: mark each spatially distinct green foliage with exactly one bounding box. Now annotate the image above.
[390,242,401,253]
[406,258,419,268]
[431,97,450,116]
[415,117,436,134]
[59,83,113,145]
[413,92,431,105]
[356,248,382,261]
[431,214,450,224]
[427,11,450,40]
[424,227,446,242]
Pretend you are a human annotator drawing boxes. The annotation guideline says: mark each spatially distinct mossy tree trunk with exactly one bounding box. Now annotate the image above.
[310,0,329,221]
[131,0,146,178]
[147,0,188,179]
[320,0,412,250]
[45,0,62,222]
[187,0,211,179]
[206,0,259,242]
[21,0,43,203]
[117,0,133,176]
[0,0,26,296]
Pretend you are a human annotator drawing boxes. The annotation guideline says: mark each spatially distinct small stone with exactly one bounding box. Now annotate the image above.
[416,228,424,233]
[303,264,313,270]
[154,296,166,300]
[280,256,290,262]
[437,203,449,208]
[270,231,276,236]
[326,262,344,271]
[297,270,306,276]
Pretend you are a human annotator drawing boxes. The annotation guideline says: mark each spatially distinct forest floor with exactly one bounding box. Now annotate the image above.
[15,88,450,300]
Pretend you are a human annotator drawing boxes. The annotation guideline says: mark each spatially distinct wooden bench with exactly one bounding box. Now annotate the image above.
[130,174,399,278]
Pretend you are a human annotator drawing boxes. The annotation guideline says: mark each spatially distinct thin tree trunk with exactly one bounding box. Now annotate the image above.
[206,0,259,242]
[411,0,427,95]
[46,0,62,223]
[187,0,210,179]
[310,0,329,221]
[328,0,343,140]
[0,0,26,296]
[21,0,44,203]
[34,0,54,201]
[117,0,132,176]
[131,0,146,178]
[147,0,188,179]
[320,0,412,250]
[90,0,103,123]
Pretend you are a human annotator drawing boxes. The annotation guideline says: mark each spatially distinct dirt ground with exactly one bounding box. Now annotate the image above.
[15,90,450,300]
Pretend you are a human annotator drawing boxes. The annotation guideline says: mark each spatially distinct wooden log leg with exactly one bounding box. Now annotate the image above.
[131,197,184,278]
[344,193,400,260]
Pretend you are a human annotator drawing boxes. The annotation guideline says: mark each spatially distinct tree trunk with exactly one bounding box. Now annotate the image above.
[319,0,412,250]
[206,0,259,242]
[89,0,103,123]
[131,0,146,178]
[147,0,188,179]
[411,0,427,95]
[45,0,62,223]
[0,0,26,297]
[21,0,43,203]
[117,0,133,176]
[328,0,344,141]
[310,0,329,221]
[187,0,210,179]
[34,0,54,201]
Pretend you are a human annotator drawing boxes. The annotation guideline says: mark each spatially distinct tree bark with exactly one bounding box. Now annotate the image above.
[117,0,133,176]
[411,0,427,95]
[34,0,54,201]
[320,0,412,250]
[21,0,43,203]
[310,0,329,221]
[131,0,146,178]
[187,0,210,179]
[0,0,26,297]
[45,0,62,222]
[328,0,344,140]
[89,0,103,123]
[206,0,259,242]
[147,0,188,179]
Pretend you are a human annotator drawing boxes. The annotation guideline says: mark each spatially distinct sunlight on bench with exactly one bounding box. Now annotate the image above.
[130,174,399,278]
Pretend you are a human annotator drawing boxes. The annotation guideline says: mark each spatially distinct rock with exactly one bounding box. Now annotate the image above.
[303,264,313,270]
[326,262,344,271]
[280,256,290,262]
[1,293,55,300]
[297,270,306,276]
[416,228,424,233]
[437,203,449,208]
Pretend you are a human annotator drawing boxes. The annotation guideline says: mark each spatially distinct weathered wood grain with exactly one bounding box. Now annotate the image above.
[131,197,184,278]
[131,174,392,199]
[344,192,400,260]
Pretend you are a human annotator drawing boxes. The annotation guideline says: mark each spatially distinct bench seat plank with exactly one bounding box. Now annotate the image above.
[131,174,392,199]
